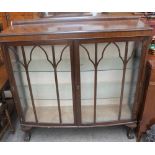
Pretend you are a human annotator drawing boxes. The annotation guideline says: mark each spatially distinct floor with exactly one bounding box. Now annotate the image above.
[1,121,136,142]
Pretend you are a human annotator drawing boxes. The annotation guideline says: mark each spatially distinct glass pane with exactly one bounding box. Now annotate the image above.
[8,47,35,122]
[121,41,142,120]
[9,44,74,124]
[80,44,95,123]
[80,41,141,124]
[56,45,74,124]
[96,42,124,122]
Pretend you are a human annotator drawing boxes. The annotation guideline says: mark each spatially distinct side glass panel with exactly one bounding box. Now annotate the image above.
[121,41,142,120]
[8,44,74,124]
[79,41,142,124]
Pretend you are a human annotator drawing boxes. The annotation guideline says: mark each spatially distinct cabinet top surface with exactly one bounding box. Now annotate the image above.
[0,16,152,43]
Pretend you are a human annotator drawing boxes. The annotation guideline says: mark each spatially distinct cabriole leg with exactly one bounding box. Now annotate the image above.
[126,124,137,139]
[127,127,135,139]
[24,131,31,142]
[21,126,32,142]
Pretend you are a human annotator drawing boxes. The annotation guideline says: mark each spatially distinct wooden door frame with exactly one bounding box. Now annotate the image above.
[2,40,77,126]
[75,36,149,126]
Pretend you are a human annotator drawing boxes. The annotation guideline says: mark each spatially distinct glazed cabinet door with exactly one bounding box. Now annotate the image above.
[76,40,143,124]
[7,42,75,125]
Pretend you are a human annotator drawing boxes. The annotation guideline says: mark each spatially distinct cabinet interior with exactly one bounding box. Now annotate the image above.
[8,41,142,124]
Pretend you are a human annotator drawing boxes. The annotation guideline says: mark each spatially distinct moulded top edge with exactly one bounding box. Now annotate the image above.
[0,18,152,38]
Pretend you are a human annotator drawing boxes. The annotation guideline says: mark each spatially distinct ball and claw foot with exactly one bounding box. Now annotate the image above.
[127,128,135,139]
[24,131,31,142]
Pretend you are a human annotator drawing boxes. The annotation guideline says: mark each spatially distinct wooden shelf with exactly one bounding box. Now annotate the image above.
[25,105,74,123]
[25,103,131,124]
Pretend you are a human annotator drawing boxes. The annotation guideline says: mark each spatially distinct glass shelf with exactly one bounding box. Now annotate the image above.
[80,57,139,71]
[81,81,136,99]
[16,83,73,100]
[11,59,71,72]
[16,81,136,100]
[11,57,139,72]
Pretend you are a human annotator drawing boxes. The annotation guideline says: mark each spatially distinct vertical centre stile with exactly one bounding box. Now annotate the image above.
[94,43,98,123]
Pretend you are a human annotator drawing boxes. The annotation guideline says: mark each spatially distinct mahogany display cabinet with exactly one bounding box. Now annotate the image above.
[0,16,152,141]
